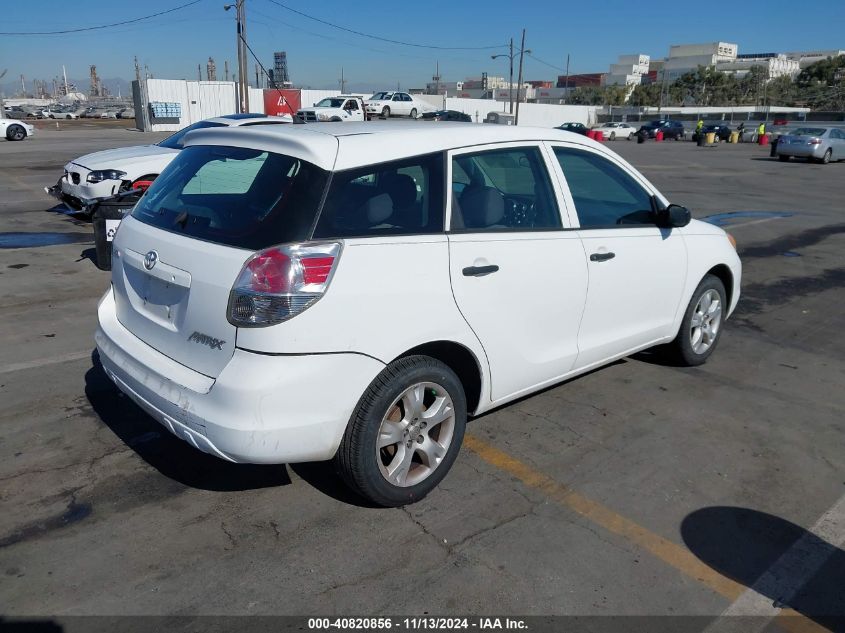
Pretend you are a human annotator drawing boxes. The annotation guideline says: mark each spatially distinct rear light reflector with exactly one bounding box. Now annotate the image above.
[809,138,822,145]
[228,242,342,327]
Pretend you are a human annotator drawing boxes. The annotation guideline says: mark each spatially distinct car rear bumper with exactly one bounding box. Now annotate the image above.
[777,144,825,158]
[95,288,385,464]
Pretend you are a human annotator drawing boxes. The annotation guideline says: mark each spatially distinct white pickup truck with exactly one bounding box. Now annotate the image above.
[297,96,366,122]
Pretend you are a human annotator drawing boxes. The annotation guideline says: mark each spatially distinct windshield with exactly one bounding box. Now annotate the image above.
[132,145,329,249]
[157,121,227,149]
[791,128,827,136]
[371,92,393,100]
[316,98,346,108]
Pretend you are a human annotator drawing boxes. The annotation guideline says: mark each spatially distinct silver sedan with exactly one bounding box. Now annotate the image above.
[776,127,845,164]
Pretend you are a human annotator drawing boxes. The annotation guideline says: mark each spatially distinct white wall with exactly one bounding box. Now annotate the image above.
[145,79,240,131]
[300,89,342,106]
[416,94,598,127]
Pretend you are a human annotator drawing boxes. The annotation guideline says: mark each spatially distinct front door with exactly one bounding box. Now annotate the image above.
[447,143,588,403]
[548,144,688,369]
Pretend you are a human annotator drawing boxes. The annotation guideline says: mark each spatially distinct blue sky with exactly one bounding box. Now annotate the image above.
[2,0,844,90]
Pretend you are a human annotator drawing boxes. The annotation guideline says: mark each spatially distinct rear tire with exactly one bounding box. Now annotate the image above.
[410,108,418,119]
[778,154,790,162]
[382,106,390,119]
[609,132,616,141]
[6,125,26,141]
[335,355,467,507]
[819,149,832,164]
[667,274,727,367]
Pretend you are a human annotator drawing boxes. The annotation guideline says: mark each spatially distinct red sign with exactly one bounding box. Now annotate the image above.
[263,89,300,116]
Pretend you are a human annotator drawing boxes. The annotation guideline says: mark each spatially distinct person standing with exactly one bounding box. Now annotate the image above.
[757,121,766,142]
[695,119,704,141]
[737,122,745,142]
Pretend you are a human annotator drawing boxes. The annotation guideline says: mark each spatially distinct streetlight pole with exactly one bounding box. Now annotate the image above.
[492,35,529,117]
[492,38,515,114]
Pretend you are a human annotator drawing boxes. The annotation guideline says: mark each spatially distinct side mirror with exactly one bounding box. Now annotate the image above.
[658,204,691,228]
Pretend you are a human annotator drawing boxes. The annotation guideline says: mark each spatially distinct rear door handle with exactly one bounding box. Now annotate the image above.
[462,264,499,277]
[589,252,616,262]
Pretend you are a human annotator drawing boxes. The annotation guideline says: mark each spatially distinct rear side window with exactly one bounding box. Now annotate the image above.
[132,145,329,249]
[554,147,655,228]
[312,153,444,238]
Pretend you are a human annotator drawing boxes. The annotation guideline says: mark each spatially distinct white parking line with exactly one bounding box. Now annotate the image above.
[721,216,787,230]
[703,492,845,633]
[0,350,92,375]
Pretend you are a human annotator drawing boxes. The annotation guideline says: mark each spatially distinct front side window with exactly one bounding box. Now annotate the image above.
[554,147,655,228]
[450,146,561,231]
[132,145,328,249]
[313,153,444,239]
[316,98,346,108]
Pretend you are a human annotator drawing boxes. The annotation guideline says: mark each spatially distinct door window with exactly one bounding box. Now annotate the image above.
[450,147,561,231]
[553,147,655,228]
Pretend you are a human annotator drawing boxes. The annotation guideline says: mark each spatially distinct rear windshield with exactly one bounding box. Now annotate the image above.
[157,121,227,149]
[132,145,329,249]
[792,128,826,136]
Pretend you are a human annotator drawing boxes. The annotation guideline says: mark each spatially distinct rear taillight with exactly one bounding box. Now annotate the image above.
[228,242,342,327]
[808,138,822,145]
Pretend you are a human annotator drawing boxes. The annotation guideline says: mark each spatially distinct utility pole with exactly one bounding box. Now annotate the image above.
[225,0,249,112]
[514,29,527,125]
[339,67,347,93]
[62,65,69,95]
[198,64,202,81]
[255,63,260,89]
[563,54,570,104]
[224,61,229,82]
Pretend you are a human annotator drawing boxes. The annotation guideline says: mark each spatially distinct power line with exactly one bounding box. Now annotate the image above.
[0,0,203,35]
[526,53,567,73]
[263,0,505,51]
[237,31,298,116]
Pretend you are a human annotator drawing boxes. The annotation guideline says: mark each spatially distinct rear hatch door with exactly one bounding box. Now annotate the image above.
[111,138,333,378]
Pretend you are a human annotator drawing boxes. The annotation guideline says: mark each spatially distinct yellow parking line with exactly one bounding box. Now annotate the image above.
[463,433,829,633]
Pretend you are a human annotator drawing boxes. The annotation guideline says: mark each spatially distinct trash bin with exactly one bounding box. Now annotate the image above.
[697,132,706,147]
[594,131,604,141]
[770,136,779,157]
[758,133,769,146]
[91,190,143,271]
[655,130,664,142]
[705,132,716,145]
[636,131,646,144]
[729,131,739,143]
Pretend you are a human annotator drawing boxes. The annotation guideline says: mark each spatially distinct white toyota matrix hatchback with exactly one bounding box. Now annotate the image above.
[96,121,741,506]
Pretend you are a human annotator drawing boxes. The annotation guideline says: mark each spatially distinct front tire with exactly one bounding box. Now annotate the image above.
[668,275,727,366]
[381,106,390,119]
[335,355,467,507]
[6,125,26,141]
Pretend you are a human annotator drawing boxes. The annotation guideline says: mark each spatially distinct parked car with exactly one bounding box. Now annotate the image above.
[6,105,43,119]
[48,110,78,119]
[775,127,845,164]
[95,121,741,506]
[297,95,366,122]
[592,122,637,140]
[556,122,590,136]
[100,110,119,119]
[638,120,686,140]
[45,113,291,210]
[117,108,136,119]
[1,118,35,141]
[364,91,426,119]
[692,123,732,142]
[420,110,473,122]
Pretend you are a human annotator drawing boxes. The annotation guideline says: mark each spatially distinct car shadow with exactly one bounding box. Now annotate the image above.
[681,506,845,630]
[84,353,291,492]
[289,462,378,508]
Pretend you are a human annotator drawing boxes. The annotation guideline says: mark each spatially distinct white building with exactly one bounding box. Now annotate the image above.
[716,54,800,80]
[603,54,650,102]
[783,50,845,69]
[663,42,738,80]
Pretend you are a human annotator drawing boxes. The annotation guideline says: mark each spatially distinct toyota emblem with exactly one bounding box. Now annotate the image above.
[143,250,158,270]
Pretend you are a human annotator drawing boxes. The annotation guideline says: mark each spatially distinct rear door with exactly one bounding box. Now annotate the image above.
[547,143,688,369]
[112,144,330,378]
[447,142,588,402]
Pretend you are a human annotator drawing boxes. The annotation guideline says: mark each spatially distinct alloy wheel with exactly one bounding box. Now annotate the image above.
[376,382,455,487]
[690,289,722,354]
